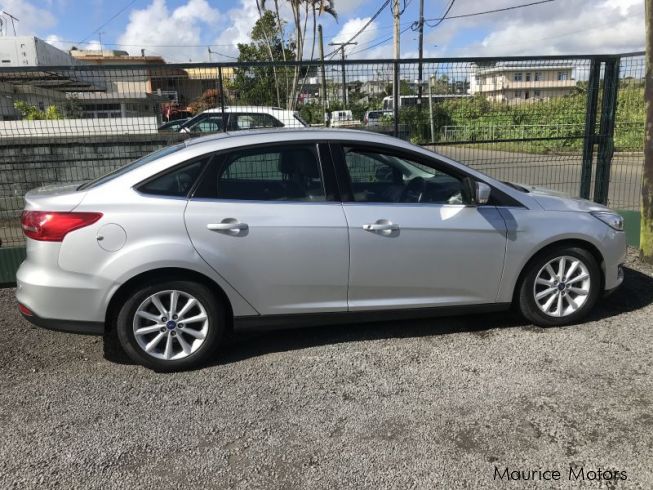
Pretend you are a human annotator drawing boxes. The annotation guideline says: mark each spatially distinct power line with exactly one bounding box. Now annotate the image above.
[424,0,555,26]
[426,0,456,29]
[324,0,391,58]
[348,24,412,56]
[79,0,140,44]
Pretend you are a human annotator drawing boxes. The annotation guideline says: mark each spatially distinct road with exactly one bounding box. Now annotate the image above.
[1,249,652,488]
[431,146,643,211]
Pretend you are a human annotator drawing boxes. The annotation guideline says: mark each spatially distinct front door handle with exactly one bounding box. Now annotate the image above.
[363,221,399,232]
[207,219,249,232]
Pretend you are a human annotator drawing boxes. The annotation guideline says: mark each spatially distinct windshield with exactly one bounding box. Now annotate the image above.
[78,143,186,190]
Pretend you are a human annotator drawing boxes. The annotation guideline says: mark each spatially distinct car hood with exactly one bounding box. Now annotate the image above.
[514,184,612,212]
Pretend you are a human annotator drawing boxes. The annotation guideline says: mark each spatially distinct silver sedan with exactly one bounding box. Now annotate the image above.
[16,129,626,371]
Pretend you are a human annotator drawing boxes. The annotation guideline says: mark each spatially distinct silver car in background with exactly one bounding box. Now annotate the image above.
[16,129,626,371]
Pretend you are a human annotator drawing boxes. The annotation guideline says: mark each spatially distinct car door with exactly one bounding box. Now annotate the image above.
[333,143,508,311]
[184,142,349,315]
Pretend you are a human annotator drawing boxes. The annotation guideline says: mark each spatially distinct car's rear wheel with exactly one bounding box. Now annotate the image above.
[518,246,601,326]
[116,280,224,371]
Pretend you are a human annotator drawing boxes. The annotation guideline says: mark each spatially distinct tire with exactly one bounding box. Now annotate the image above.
[518,246,601,327]
[115,280,225,371]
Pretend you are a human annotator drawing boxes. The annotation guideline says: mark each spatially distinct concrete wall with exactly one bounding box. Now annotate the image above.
[0,117,159,137]
[0,134,187,247]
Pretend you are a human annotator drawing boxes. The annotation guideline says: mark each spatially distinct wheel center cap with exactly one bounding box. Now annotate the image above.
[166,320,177,330]
[558,283,566,291]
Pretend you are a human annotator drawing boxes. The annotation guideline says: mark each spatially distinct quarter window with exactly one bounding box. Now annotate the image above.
[195,145,325,202]
[343,147,466,205]
[138,159,207,197]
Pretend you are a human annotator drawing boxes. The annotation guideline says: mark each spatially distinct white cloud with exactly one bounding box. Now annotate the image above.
[441,0,645,56]
[45,34,100,52]
[116,0,220,62]
[211,0,260,60]
[329,17,385,59]
[0,0,56,35]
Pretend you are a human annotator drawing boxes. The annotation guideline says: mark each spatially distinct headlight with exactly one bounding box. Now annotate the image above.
[591,211,624,231]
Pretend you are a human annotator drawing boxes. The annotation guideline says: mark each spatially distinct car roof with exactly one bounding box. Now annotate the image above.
[201,106,294,114]
[184,127,402,148]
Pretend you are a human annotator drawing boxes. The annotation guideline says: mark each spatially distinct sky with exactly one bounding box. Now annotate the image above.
[0,0,645,63]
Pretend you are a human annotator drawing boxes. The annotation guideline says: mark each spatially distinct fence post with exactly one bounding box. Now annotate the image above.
[218,66,227,132]
[580,58,601,199]
[393,60,400,138]
[593,57,621,204]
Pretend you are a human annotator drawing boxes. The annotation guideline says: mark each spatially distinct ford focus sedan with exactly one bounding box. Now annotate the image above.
[16,129,626,371]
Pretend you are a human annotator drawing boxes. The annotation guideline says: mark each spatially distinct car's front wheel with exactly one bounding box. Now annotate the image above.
[518,246,601,326]
[116,280,224,371]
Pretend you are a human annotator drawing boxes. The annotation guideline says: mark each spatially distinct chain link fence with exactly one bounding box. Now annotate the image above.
[0,52,646,280]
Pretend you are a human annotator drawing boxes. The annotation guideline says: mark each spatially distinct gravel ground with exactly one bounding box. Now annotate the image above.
[1,249,652,489]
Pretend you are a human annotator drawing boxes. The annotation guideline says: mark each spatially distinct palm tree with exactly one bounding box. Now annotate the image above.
[260,0,338,109]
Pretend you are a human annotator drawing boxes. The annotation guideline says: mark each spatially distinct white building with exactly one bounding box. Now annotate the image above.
[469,65,576,103]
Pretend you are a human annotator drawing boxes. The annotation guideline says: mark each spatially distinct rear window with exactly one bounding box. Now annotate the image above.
[368,111,382,119]
[78,144,186,190]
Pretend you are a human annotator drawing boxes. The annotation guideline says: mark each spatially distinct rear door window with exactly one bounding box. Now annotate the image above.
[194,145,325,202]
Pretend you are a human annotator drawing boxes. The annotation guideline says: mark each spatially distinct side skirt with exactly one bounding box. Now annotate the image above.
[234,303,511,331]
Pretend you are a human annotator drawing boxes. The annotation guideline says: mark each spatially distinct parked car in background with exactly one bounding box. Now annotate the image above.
[364,110,392,128]
[158,118,190,132]
[328,110,362,128]
[179,106,308,134]
[17,129,626,371]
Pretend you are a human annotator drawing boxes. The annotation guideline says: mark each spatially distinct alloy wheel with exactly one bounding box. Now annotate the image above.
[533,255,591,318]
[132,290,209,360]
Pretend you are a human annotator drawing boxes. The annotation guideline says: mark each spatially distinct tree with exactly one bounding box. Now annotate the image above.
[14,101,62,120]
[188,88,221,115]
[234,10,295,107]
[260,0,338,109]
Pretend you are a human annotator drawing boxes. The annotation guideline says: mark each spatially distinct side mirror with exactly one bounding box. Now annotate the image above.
[475,182,491,205]
[462,177,491,205]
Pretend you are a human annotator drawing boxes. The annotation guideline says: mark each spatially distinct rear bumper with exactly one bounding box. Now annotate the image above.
[16,258,114,326]
[20,308,104,335]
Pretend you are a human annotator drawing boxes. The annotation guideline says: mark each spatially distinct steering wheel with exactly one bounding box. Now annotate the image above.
[400,177,426,203]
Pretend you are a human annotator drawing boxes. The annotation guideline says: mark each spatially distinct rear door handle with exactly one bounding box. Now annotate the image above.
[363,222,399,232]
[207,220,249,232]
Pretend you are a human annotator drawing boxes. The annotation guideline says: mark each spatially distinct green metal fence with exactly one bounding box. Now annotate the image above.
[0,52,646,283]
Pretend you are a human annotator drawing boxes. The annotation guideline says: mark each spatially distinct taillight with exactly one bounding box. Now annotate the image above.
[18,303,33,316]
[21,211,102,242]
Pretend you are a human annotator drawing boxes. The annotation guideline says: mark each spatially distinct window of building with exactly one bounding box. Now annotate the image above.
[534,72,543,81]
[558,71,569,81]
[195,145,326,202]
[534,90,541,97]
[525,73,531,82]
[514,90,522,98]
[513,72,523,82]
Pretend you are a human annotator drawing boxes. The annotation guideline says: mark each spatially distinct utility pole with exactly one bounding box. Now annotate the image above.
[417,0,425,111]
[642,0,653,262]
[329,41,357,109]
[392,0,401,136]
[318,25,329,124]
[0,10,19,36]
